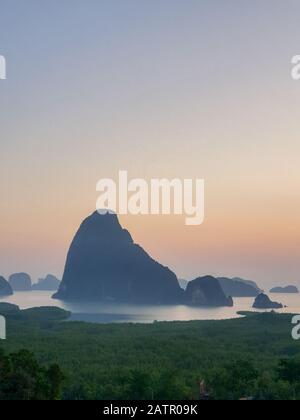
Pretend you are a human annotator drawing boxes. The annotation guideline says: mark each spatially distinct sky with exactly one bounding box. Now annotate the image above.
[0,0,299,288]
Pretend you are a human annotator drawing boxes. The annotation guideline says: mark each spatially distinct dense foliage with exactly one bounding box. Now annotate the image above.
[0,307,300,400]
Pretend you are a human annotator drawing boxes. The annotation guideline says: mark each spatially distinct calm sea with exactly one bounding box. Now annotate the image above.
[1,291,300,324]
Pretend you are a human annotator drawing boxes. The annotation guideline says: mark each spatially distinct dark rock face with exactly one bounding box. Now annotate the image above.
[185,276,233,307]
[218,277,260,297]
[270,286,299,294]
[9,273,32,291]
[0,277,13,296]
[53,212,183,304]
[32,275,61,291]
[253,294,283,309]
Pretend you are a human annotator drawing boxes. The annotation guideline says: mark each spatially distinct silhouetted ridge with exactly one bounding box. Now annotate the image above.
[53,211,183,304]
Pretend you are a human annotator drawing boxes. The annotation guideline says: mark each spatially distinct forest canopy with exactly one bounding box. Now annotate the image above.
[0,307,300,400]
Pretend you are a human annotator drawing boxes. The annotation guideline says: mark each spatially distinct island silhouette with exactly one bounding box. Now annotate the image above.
[53,211,233,307]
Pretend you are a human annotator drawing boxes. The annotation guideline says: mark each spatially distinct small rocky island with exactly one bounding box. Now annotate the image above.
[253,293,283,309]
[270,286,299,294]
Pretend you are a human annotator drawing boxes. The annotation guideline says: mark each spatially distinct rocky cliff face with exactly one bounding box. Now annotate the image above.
[53,212,183,304]
[0,276,13,296]
[185,276,233,307]
[253,294,283,309]
[9,273,32,291]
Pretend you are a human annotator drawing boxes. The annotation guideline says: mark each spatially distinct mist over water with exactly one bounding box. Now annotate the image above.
[1,291,300,324]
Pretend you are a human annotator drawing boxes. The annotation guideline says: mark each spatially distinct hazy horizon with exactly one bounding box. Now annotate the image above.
[1,0,300,289]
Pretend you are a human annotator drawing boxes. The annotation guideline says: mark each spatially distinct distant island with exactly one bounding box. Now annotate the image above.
[218,277,262,297]
[0,303,299,400]
[179,277,263,298]
[0,273,61,293]
[0,276,13,296]
[270,286,299,294]
[53,211,184,304]
[232,277,263,292]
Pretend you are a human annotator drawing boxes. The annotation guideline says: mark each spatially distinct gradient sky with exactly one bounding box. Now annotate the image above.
[0,0,300,288]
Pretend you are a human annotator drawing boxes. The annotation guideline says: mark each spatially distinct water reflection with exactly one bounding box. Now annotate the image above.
[1,291,299,324]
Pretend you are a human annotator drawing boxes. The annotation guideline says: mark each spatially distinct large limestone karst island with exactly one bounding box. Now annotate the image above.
[53,211,183,304]
[32,275,61,291]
